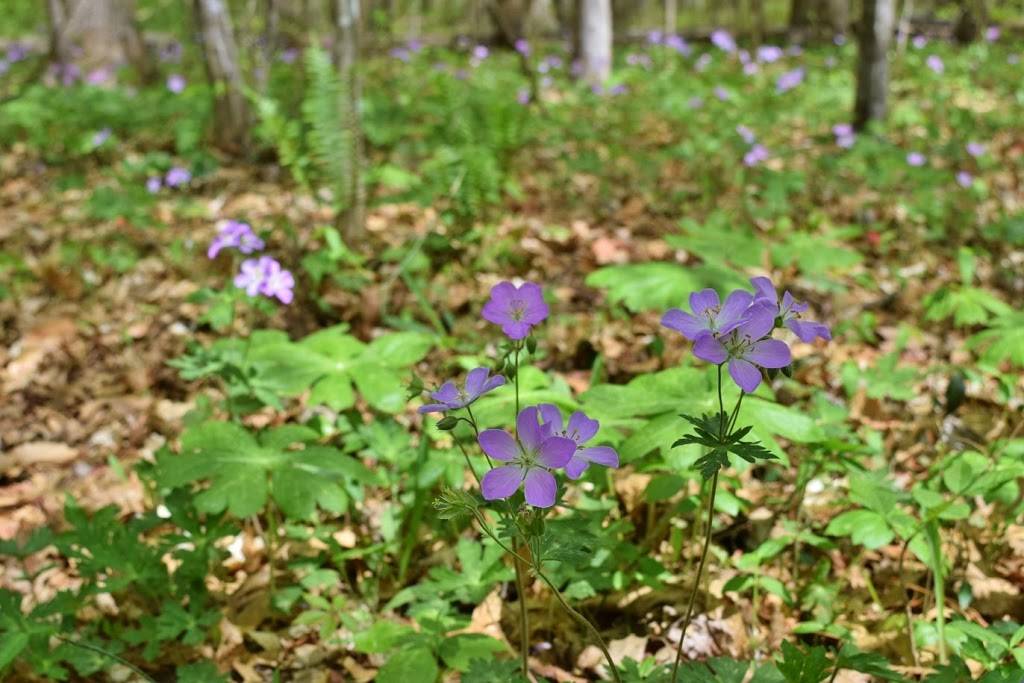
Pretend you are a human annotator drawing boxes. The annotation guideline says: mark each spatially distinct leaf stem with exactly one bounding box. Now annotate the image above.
[671,470,719,683]
[55,635,155,683]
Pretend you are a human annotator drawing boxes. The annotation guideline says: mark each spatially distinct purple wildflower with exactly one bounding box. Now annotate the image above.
[471,44,489,61]
[956,171,973,188]
[926,55,944,74]
[626,53,652,68]
[750,277,831,343]
[693,304,792,392]
[743,144,770,167]
[833,123,856,148]
[207,220,265,259]
[92,127,111,147]
[738,50,751,65]
[167,74,186,93]
[661,288,754,341]
[743,62,760,75]
[695,53,712,72]
[710,29,736,53]
[260,257,295,304]
[516,88,531,105]
[736,125,757,145]
[688,96,705,109]
[481,281,549,340]
[407,39,423,53]
[514,38,530,57]
[665,34,691,55]
[966,142,986,158]
[478,407,576,508]
[165,166,191,187]
[86,67,112,85]
[714,85,731,101]
[389,47,411,62]
[912,35,927,49]
[537,404,618,479]
[833,34,847,46]
[985,26,1000,42]
[608,84,628,96]
[234,258,266,297]
[906,152,927,167]
[6,43,27,62]
[787,45,804,56]
[776,67,805,93]
[419,368,506,414]
[146,176,162,194]
[647,30,664,46]
[279,47,299,64]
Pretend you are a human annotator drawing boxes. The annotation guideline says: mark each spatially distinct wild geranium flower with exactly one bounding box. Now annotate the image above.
[714,85,731,101]
[906,152,927,167]
[966,142,986,158]
[743,62,759,76]
[776,67,804,93]
[207,220,265,259]
[537,404,619,479]
[665,34,691,56]
[750,276,831,342]
[167,74,186,93]
[912,35,927,49]
[833,123,855,148]
[743,144,770,167]
[482,281,548,340]
[234,258,266,297]
[92,127,111,147]
[259,257,295,304]
[146,176,162,194]
[418,368,505,414]
[693,304,792,392]
[985,26,1000,42]
[756,45,783,63]
[471,45,489,62]
[956,171,973,188]
[516,88,530,105]
[478,407,576,508]
[646,30,663,46]
[662,289,754,341]
[736,125,757,145]
[710,29,736,53]
[926,55,944,74]
[514,39,530,57]
[165,166,191,187]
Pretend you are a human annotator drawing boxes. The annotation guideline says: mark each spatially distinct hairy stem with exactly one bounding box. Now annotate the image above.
[671,470,719,683]
[513,551,531,678]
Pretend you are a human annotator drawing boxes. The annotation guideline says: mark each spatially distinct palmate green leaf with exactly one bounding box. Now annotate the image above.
[438,634,507,672]
[0,630,28,670]
[377,647,438,683]
[825,509,893,549]
[924,286,1012,327]
[835,644,904,681]
[968,311,1024,368]
[585,262,704,313]
[674,413,776,480]
[158,422,371,519]
[777,640,832,683]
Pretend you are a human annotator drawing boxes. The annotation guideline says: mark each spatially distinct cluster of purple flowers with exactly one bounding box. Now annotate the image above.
[146,166,192,193]
[775,67,805,93]
[662,277,830,392]
[833,123,855,149]
[737,127,769,167]
[205,220,294,304]
[710,29,736,53]
[420,281,619,508]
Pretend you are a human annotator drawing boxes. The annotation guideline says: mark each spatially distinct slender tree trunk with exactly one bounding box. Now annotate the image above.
[330,0,365,241]
[194,0,252,154]
[664,0,677,34]
[854,0,896,131]
[789,0,811,30]
[46,0,72,65]
[117,0,157,84]
[953,0,987,43]
[750,0,765,43]
[579,0,611,87]
[896,0,914,52]
[255,0,278,92]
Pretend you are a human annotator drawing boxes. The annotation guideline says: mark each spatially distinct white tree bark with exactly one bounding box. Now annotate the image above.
[579,0,611,87]
[854,0,896,130]
[194,0,252,153]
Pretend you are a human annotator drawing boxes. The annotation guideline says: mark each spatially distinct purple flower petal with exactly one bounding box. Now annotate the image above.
[689,289,719,315]
[536,436,576,469]
[580,445,619,468]
[537,404,563,432]
[661,309,706,340]
[567,412,599,442]
[736,302,775,339]
[693,334,728,364]
[565,456,589,480]
[418,403,450,414]
[464,367,489,396]
[717,290,755,332]
[728,358,763,392]
[482,465,525,500]
[517,406,544,450]
[431,382,461,404]
[746,339,792,368]
[749,276,777,304]
[523,467,557,508]
[786,319,832,342]
[479,429,518,461]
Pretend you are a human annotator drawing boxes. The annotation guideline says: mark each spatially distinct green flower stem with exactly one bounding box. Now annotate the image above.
[56,635,155,683]
[513,549,531,678]
[454,438,482,488]
[671,470,719,683]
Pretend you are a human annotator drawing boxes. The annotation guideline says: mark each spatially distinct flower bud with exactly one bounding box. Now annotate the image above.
[437,416,459,430]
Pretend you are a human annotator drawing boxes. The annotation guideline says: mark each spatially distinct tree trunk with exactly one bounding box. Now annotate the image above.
[664,0,676,34]
[789,0,811,30]
[750,0,765,43]
[46,0,72,65]
[896,0,914,52]
[579,0,611,87]
[953,0,987,44]
[827,0,849,37]
[194,0,252,154]
[853,0,895,131]
[486,0,534,46]
[255,0,278,92]
[330,0,365,242]
[117,0,157,84]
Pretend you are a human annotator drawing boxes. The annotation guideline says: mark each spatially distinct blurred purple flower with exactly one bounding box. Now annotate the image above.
[714,85,731,101]
[662,289,753,341]
[389,46,411,62]
[738,50,751,64]
[966,141,986,158]
[688,96,704,109]
[419,368,506,414]
[146,176,162,194]
[743,62,759,75]
[234,258,266,297]
[92,127,111,147]
[471,44,489,61]
[260,257,295,303]
[514,38,530,56]
[86,67,112,85]
[825,56,837,68]
[407,39,423,53]
[906,152,927,167]
[626,53,652,68]
[750,277,831,343]
[167,74,186,93]
[776,67,804,93]
[537,404,618,479]
[647,30,664,46]
[695,53,712,72]
[693,304,792,392]
[736,125,757,145]
[516,87,531,105]
[608,83,628,96]
[6,43,27,62]
[710,29,736,53]
[165,166,191,187]
[912,35,927,49]
[665,34,691,55]
[926,55,944,74]
[985,26,1000,42]
[743,144,770,167]
[757,45,783,63]
[279,47,299,64]
[833,123,855,148]
[833,34,847,46]
[478,407,575,508]
[956,171,973,188]
[482,281,548,340]
[207,220,265,259]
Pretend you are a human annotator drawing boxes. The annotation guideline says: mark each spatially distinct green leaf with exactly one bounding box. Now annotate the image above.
[0,631,28,670]
[586,262,703,313]
[377,647,438,683]
[353,620,416,654]
[438,634,507,672]
[777,640,831,683]
[825,510,893,550]
[307,372,355,410]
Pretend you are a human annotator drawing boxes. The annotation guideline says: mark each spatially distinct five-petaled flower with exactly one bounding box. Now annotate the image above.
[482,281,549,340]
[537,404,619,479]
[235,255,294,304]
[207,220,265,259]
[661,289,753,341]
[419,367,505,414]
[750,277,831,343]
[693,303,792,392]
[479,407,576,508]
